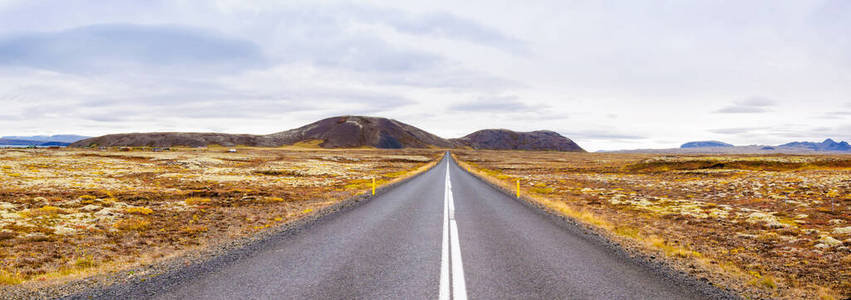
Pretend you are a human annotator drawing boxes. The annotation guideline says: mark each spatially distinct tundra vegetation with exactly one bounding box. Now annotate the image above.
[453,150,850,300]
[0,147,440,288]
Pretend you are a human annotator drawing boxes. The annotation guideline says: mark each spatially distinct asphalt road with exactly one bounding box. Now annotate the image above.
[116,153,726,299]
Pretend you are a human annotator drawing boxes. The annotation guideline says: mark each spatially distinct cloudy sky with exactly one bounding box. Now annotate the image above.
[0,0,849,151]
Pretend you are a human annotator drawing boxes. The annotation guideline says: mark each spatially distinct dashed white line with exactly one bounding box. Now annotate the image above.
[439,163,467,300]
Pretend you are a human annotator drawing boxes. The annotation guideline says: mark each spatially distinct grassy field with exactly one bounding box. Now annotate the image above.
[453,150,850,300]
[0,147,441,287]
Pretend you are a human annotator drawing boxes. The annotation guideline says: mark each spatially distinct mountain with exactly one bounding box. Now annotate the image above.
[266,116,454,148]
[680,141,733,148]
[0,139,71,146]
[2,135,90,143]
[451,129,585,152]
[778,139,851,152]
[70,116,585,151]
[608,138,851,154]
[0,134,89,146]
[71,116,455,149]
[70,132,265,148]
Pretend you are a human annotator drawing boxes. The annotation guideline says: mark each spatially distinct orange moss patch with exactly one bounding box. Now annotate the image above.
[125,207,154,215]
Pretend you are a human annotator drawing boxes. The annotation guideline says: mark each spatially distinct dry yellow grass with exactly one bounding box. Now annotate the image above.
[284,139,324,149]
[0,270,22,285]
[124,207,153,215]
[0,147,441,287]
[453,150,850,300]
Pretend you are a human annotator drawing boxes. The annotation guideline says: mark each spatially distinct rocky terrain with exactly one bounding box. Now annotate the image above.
[451,129,585,152]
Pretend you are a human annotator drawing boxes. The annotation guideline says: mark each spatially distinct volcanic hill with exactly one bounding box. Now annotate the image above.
[451,129,585,152]
[71,116,584,151]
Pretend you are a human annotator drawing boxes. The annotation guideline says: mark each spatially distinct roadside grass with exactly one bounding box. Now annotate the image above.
[0,147,442,288]
[451,151,847,299]
[114,218,151,231]
[0,270,23,285]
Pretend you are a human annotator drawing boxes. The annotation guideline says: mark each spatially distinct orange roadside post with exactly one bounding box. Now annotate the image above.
[516,179,520,198]
[372,177,376,195]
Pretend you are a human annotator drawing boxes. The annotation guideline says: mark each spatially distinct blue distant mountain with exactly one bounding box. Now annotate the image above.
[680,141,734,148]
[1,135,90,143]
[0,135,89,147]
[0,139,70,146]
[779,139,851,152]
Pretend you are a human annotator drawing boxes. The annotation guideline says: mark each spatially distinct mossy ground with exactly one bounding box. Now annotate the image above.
[0,148,441,287]
[454,150,851,300]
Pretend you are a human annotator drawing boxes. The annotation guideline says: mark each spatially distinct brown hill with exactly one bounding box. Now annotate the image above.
[69,132,265,148]
[70,116,454,149]
[451,129,585,152]
[266,116,453,148]
[71,116,585,151]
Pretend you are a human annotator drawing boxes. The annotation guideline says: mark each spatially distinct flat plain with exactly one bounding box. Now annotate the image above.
[3,147,849,299]
[453,150,851,300]
[0,147,440,288]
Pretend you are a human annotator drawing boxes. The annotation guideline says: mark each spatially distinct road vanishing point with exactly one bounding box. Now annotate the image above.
[82,153,729,300]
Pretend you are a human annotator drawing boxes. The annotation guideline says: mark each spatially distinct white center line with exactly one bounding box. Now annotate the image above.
[439,166,450,300]
[439,163,467,300]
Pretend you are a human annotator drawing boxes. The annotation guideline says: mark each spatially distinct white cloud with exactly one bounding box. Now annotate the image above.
[0,1,849,151]
[0,23,266,73]
[450,96,536,112]
[714,97,778,114]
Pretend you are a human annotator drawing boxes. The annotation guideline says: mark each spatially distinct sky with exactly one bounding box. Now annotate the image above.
[0,0,849,151]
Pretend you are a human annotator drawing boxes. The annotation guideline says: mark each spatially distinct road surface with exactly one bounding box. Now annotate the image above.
[96,153,727,299]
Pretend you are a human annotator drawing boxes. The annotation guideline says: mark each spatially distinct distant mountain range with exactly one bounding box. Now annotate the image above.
[613,138,851,154]
[70,116,585,152]
[10,124,846,154]
[0,135,90,146]
[2,135,90,143]
[778,139,851,152]
[681,141,733,148]
[0,139,71,147]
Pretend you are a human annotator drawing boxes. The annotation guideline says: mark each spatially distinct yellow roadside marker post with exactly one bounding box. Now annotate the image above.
[372,177,376,195]
[516,179,520,198]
